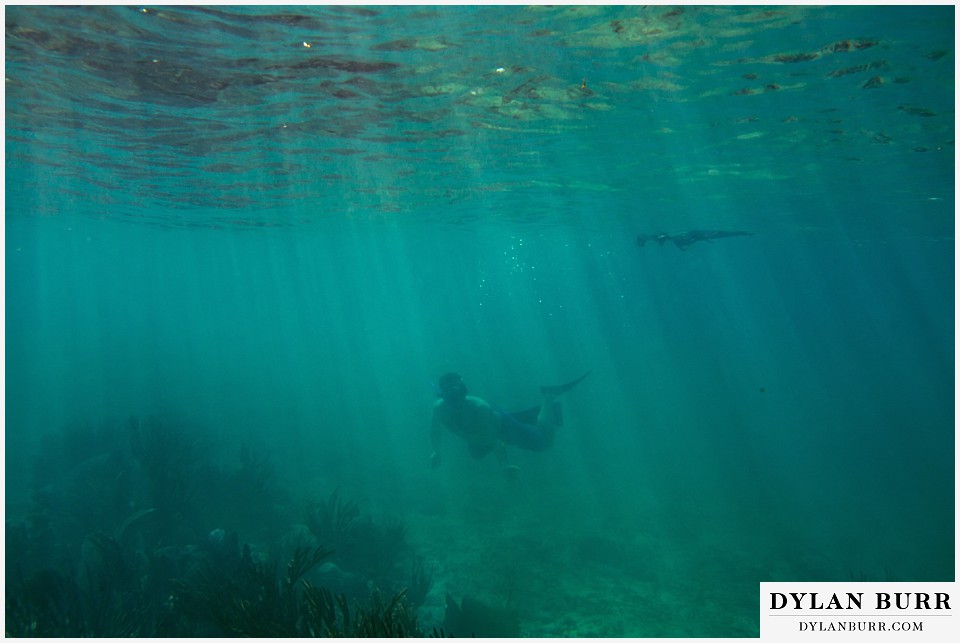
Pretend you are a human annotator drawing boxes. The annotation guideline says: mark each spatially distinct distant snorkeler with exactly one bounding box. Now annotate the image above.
[637,229,753,250]
[430,371,590,480]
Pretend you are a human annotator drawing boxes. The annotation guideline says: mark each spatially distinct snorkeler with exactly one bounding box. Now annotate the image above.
[636,229,753,250]
[429,371,590,478]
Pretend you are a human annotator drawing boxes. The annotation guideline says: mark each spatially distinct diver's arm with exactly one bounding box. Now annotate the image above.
[430,407,443,468]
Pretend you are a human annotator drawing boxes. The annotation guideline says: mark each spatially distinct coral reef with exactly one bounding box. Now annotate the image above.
[304,489,412,589]
[6,415,443,637]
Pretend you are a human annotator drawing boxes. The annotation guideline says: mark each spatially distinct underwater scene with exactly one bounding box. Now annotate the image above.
[4,4,955,638]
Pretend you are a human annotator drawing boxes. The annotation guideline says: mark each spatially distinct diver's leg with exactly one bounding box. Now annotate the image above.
[538,391,562,427]
[536,395,560,441]
[536,370,587,433]
[501,411,553,451]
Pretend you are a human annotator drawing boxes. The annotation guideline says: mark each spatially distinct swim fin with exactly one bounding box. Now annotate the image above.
[540,370,591,397]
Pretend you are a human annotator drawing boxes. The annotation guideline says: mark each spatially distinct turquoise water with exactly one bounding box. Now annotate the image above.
[5,5,954,637]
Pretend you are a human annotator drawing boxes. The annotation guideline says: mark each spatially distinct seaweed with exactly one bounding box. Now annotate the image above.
[211,443,289,540]
[303,488,363,554]
[302,585,422,637]
[407,555,435,610]
[303,491,411,583]
[341,514,410,582]
[233,443,285,505]
[6,525,430,637]
[172,541,424,637]
[173,541,331,636]
[5,532,161,636]
[8,414,439,637]
[6,567,86,637]
[127,414,213,542]
[31,419,144,545]
[347,588,421,637]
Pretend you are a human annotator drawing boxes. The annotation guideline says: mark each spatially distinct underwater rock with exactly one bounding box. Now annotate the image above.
[317,561,370,601]
[443,592,520,637]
